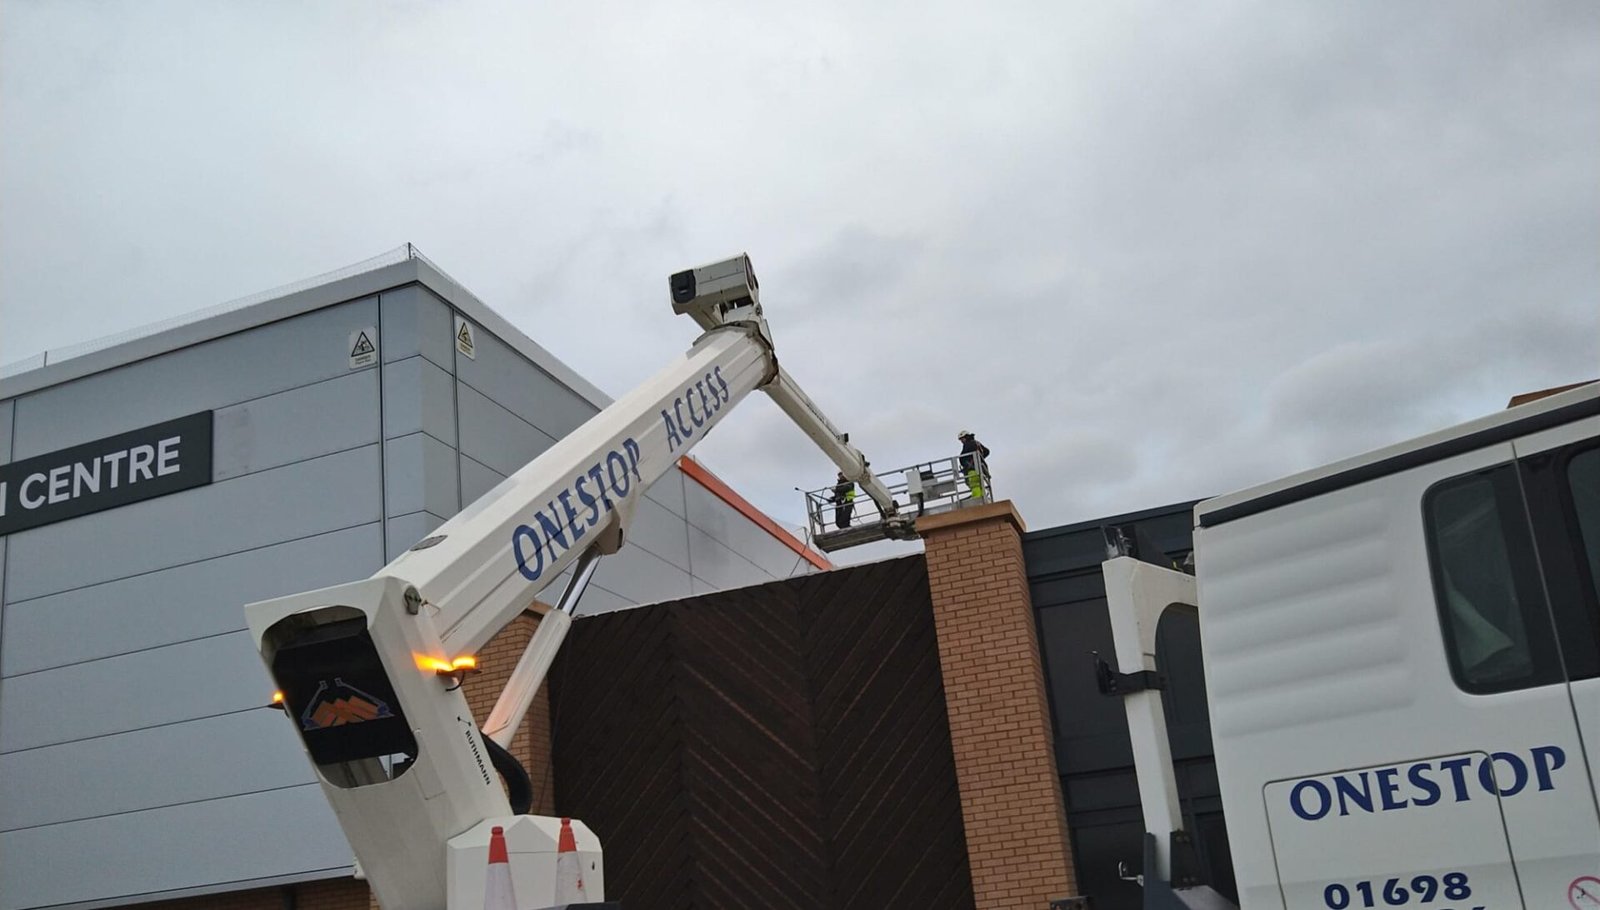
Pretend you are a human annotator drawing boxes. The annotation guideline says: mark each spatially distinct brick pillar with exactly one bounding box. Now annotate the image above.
[919,501,1077,909]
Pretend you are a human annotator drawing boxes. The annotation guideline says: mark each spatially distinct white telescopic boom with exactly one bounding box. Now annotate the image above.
[763,366,899,517]
[389,320,775,657]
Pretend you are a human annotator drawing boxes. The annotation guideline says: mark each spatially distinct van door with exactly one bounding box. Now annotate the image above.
[1511,416,1600,905]
[1406,442,1597,908]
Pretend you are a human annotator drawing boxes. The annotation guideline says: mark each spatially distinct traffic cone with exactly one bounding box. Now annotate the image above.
[483,825,517,910]
[554,817,589,902]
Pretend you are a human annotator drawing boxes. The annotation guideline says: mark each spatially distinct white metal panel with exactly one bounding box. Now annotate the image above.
[0,784,350,910]
[383,354,457,446]
[384,432,460,519]
[8,298,380,459]
[0,709,313,832]
[1197,442,1596,909]
[1511,409,1600,899]
[1263,752,1519,909]
[4,444,381,602]
[213,370,380,480]
[1,524,380,677]
[380,283,456,369]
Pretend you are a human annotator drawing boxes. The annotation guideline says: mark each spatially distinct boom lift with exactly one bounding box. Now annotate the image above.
[245,254,914,910]
[1098,382,1600,909]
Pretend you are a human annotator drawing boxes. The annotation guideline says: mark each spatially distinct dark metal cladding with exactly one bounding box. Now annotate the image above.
[550,555,974,910]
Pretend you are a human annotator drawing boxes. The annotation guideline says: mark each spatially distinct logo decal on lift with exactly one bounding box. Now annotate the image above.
[300,677,396,730]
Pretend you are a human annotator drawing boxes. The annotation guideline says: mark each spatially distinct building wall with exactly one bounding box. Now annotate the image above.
[0,272,821,910]
[1,297,383,910]
[1022,502,1236,909]
[550,555,974,910]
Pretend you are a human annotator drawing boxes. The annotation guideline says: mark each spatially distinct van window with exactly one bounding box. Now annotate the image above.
[1424,464,1562,694]
[1567,448,1600,602]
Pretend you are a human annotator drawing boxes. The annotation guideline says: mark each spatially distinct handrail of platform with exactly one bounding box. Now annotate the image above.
[802,451,992,548]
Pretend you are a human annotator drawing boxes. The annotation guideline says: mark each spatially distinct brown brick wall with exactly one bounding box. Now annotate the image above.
[918,501,1077,909]
[103,612,552,910]
[462,610,556,816]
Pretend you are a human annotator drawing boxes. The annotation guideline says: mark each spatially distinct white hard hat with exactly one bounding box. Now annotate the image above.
[957,429,974,439]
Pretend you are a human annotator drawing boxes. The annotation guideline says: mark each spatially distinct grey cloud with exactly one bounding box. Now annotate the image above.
[4,0,1596,543]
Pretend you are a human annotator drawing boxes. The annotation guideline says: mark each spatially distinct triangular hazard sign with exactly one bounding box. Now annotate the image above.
[456,322,474,353]
[350,332,376,357]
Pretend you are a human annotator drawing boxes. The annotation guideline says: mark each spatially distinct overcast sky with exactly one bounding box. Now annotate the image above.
[3,1,1596,555]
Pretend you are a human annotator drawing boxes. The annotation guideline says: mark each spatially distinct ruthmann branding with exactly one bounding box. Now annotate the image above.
[1286,746,1567,821]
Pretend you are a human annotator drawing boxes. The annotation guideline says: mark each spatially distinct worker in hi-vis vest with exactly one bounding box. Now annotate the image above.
[831,470,857,529]
[958,430,990,501]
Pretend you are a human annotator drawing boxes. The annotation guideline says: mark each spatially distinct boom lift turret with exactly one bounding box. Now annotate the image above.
[245,254,914,910]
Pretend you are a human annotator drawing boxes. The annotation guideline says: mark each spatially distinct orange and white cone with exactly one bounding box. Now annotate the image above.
[483,825,517,910]
[554,817,589,903]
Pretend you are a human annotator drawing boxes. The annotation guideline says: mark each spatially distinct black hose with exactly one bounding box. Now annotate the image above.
[483,733,534,815]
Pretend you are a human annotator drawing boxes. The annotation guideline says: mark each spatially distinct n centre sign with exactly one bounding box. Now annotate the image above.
[0,412,214,535]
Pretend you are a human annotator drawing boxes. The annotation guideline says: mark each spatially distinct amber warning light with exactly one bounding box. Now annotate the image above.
[425,655,481,690]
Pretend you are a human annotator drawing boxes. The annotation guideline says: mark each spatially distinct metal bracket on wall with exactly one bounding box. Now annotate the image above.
[1132,832,1239,910]
[1092,651,1165,696]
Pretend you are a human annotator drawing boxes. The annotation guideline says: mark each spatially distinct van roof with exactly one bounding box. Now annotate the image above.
[1196,380,1600,528]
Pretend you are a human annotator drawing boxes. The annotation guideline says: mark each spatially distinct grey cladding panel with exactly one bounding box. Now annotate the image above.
[0,398,12,462]
[593,541,691,605]
[0,784,349,910]
[383,355,457,445]
[213,371,380,480]
[1,524,380,677]
[387,510,447,561]
[5,444,381,602]
[687,523,778,593]
[647,464,688,517]
[460,454,505,507]
[0,709,312,832]
[626,492,690,569]
[380,284,455,368]
[457,383,555,477]
[10,297,380,458]
[684,481,802,579]
[456,327,599,442]
[0,630,270,753]
[571,582,630,616]
[384,433,459,519]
